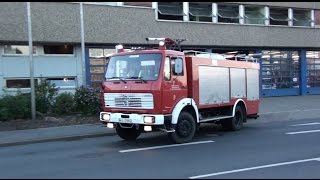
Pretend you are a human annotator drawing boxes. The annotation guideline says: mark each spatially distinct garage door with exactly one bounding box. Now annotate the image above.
[261,50,300,97]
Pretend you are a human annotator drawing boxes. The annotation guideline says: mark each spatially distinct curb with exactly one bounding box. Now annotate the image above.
[0,132,116,148]
[256,109,320,123]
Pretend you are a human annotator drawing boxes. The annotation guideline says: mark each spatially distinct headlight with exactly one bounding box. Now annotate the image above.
[101,113,110,121]
[143,116,155,124]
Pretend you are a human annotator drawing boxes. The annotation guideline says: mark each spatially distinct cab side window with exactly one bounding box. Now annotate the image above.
[164,56,171,81]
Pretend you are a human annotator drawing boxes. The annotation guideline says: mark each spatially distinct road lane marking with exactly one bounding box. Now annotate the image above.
[119,140,214,153]
[290,122,320,126]
[260,109,320,115]
[286,129,320,135]
[189,157,320,179]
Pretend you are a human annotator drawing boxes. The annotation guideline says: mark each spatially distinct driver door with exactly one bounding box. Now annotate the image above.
[162,56,187,114]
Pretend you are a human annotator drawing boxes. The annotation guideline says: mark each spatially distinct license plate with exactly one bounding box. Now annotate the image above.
[119,118,132,123]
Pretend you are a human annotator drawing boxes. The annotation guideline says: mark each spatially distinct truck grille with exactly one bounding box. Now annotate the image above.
[104,93,154,109]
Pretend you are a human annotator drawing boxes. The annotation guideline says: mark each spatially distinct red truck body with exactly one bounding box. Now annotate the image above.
[100,42,260,143]
[185,56,260,115]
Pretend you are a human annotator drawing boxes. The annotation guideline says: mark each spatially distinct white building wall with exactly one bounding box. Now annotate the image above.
[0,45,84,96]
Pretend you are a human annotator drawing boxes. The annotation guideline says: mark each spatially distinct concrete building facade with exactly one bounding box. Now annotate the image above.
[0,2,320,97]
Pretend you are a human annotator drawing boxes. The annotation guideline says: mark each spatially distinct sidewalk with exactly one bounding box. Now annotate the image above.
[258,95,320,123]
[0,123,116,147]
[1,95,320,147]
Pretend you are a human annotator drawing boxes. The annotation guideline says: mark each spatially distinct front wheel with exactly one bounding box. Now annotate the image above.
[168,112,196,144]
[116,124,141,141]
[221,106,244,131]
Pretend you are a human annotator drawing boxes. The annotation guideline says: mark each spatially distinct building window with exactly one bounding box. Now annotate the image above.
[306,51,320,88]
[6,79,38,88]
[189,3,213,22]
[269,7,288,26]
[314,10,320,27]
[217,4,240,24]
[104,48,115,57]
[123,2,152,7]
[83,2,118,6]
[244,5,266,25]
[157,2,185,21]
[47,77,76,87]
[89,48,104,58]
[3,45,37,55]
[43,45,74,55]
[261,50,300,89]
[292,9,311,27]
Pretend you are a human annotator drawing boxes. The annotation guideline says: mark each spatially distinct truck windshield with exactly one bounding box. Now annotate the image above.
[105,53,162,81]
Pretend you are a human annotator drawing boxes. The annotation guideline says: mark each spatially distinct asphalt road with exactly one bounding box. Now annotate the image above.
[0,118,320,179]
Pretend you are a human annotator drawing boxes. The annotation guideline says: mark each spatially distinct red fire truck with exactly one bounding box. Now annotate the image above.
[100,38,260,143]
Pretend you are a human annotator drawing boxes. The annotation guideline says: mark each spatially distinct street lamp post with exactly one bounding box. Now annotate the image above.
[80,2,86,86]
[27,2,36,120]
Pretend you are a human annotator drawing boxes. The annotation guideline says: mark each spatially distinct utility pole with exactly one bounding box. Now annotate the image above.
[27,2,36,120]
[80,2,86,86]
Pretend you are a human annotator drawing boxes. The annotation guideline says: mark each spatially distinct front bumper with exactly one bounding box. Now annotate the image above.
[99,112,167,125]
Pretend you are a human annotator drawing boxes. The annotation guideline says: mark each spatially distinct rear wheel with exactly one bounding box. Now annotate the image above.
[116,124,141,140]
[221,106,244,131]
[168,112,196,144]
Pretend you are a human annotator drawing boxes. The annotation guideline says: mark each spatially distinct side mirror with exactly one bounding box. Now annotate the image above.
[174,58,183,75]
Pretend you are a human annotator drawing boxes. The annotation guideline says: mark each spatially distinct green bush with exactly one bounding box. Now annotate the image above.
[54,92,75,115]
[0,93,31,121]
[74,86,101,115]
[0,83,103,120]
[35,78,58,114]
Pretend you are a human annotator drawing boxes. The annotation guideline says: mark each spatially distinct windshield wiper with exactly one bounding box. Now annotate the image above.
[106,77,127,83]
[128,76,147,83]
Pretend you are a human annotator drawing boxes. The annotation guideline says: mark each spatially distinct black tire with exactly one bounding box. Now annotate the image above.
[168,112,196,144]
[221,106,244,131]
[116,124,141,141]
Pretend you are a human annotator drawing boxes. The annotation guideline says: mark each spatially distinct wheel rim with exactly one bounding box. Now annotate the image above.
[177,119,191,137]
[235,110,243,126]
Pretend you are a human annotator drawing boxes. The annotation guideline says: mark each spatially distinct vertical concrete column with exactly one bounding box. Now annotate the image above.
[287,51,293,85]
[0,46,3,77]
[264,6,269,25]
[239,4,244,24]
[0,46,3,96]
[299,50,307,95]
[152,2,158,20]
[255,50,263,97]
[183,2,189,21]
[212,3,218,23]
[311,10,315,28]
[0,76,3,96]
[85,48,91,86]
[76,46,85,87]
[288,8,293,26]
